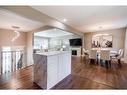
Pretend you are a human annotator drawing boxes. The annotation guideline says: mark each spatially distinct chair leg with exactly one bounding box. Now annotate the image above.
[97,58,99,65]
[89,59,92,64]
[118,59,122,68]
[105,60,109,69]
[94,59,96,64]
[90,59,95,64]
[90,59,93,64]
[109,60,111,68]
[100,59,103,66]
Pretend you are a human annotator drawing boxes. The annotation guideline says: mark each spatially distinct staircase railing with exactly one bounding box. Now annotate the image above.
[0,50,26,75]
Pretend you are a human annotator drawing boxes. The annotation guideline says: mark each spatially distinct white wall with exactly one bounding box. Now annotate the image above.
[84,28,126,51]
[124,28,127,63]
[0,28,27,49]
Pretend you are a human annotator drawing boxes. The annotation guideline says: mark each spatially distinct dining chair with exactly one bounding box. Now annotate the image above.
[111,49,123,67]
[89,50,97,64]
[100,50,111,69]
[84,52,89,64]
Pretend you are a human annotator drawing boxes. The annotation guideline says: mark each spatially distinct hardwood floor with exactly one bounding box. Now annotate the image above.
[0,57,127,89]
[71,57,127,89]
[0,66,41,89]
[53,57,127,89]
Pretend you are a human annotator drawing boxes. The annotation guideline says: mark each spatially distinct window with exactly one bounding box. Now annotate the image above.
[34,37,49,49]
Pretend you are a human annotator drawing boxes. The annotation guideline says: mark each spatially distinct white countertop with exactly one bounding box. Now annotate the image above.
[36,51,71,56]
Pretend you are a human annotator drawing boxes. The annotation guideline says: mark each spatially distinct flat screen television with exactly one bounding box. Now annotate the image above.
[69,38,82,46]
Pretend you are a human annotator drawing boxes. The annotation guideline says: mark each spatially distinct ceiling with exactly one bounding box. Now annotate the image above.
[32,6,127,32]
[34,28,73,38]
[1,6,127,33]
[0,8,44,32]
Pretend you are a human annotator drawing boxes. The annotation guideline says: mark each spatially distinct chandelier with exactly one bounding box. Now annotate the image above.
[11,26,20,42]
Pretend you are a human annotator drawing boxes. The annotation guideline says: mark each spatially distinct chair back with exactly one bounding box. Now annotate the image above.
[83,48,86,52]
[89,50,97,59]
[100,50,110,60]
[118,49,123,59]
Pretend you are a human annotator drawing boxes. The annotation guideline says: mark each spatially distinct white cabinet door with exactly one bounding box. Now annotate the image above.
[47,55,58,89]
[58,54,65,82]
[58,53,71,82]
[64,53,71,76]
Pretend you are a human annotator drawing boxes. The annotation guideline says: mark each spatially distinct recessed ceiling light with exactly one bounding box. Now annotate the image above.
[63,19,67,22]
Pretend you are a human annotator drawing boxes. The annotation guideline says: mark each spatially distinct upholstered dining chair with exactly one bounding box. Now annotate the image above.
[100,50,111,69]
[84,51,89,64]
[89,50,97,64]
[111,49,123,67]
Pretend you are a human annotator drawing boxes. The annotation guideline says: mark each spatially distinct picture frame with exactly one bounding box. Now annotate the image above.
[101,35,113,48]
[92,34,113,48]
[92,36,101,48]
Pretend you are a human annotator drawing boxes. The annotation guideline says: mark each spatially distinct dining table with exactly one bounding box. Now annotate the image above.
[84,49,119,64]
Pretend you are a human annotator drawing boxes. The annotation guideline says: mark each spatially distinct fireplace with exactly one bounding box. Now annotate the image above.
[71,47,82,56]
[72,50,77,55]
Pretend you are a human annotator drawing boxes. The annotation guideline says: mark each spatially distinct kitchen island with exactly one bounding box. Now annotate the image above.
[33,51,71,89]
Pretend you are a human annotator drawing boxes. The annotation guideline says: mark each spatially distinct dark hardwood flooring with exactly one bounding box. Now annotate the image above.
[0,57,127,89]
[0,66,41,89]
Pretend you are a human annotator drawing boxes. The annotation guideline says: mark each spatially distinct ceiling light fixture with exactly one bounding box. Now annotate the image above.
[11,26,20,42]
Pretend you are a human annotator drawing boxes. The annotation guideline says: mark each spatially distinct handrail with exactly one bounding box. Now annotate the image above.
[0,50,26,75]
